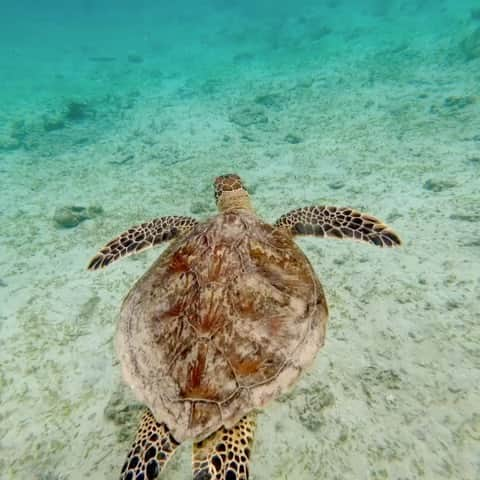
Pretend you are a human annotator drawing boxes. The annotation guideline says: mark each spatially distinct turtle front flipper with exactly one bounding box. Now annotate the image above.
[192,414,256,480]
[274,206,401,247]
[120,409,180,480]
[88,216,198,270]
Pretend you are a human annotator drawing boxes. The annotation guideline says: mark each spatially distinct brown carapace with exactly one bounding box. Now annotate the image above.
[88,174,401,480]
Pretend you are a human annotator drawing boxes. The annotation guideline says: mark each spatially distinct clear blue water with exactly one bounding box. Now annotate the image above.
[0,1,479,479]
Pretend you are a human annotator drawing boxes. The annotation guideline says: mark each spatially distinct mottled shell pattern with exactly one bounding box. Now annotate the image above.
[116,175,328,442]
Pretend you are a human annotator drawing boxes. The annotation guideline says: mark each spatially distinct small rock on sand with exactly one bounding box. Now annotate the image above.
[53,205,103,228]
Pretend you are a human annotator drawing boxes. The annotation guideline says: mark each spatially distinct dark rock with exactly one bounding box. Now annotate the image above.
[284,133,302,144]
[109,154,134,166]
[127,53,144,64]
[446,299,461,310]
[65,100,93,121]
[240,132,256,142]
[461,134,480,141]
[423,178,456,192]
[449,213,480,222]
[73,137,90,146]
[460,28,480,61]
[471,8,480,20]
[328,180,345,190]
[229,107,268,127]
[254,93,283,109]
[444,96,475,109]
[462,238,480,247]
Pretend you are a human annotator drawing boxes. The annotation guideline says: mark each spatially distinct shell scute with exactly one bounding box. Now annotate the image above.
[174,341,237,401]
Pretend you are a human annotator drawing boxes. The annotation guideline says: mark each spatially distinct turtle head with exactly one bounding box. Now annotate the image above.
[214,174,253,212]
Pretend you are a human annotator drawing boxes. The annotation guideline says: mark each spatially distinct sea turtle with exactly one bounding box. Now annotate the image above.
[88,174,401,480]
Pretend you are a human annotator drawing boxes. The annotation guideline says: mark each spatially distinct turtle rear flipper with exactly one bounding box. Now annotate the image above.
[192,414,256,480]
[120,409,180,480]
[274,206,401,247]
[87,216,198,270]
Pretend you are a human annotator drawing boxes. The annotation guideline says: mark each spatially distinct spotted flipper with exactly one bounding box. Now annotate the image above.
[274,206,401,247]
[88,216,198,270]
[192,414,256,480]
[120,409,180,480]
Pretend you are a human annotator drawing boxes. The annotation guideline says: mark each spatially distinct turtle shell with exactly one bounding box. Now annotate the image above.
[116,210,328,442]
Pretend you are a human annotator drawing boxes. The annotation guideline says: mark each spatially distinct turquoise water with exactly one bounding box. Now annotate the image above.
[1,1,479,479]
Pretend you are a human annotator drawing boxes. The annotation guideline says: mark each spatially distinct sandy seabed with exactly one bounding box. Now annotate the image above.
[0,2,479,479]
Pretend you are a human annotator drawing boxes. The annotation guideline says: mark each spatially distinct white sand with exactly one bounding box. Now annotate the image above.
[0,2,479,479]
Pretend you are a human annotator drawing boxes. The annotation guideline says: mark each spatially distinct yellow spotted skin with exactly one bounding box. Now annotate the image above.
[275,206,401,247]
[192,413,256,480]
[87,216,198,270]
[120,410,179,480]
